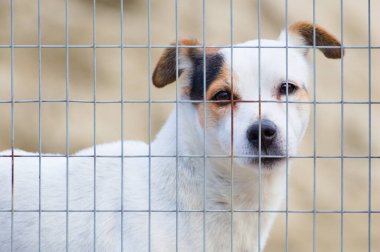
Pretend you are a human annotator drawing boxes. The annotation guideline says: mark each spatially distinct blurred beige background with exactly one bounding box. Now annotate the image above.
[0,0,379,251]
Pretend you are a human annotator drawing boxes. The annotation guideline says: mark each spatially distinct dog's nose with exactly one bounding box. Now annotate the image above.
[247,120,277,148]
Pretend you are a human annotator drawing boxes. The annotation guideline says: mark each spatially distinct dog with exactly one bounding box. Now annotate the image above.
[0,21,342,251]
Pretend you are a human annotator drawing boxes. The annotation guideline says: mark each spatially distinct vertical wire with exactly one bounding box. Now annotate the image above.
[147,0,152,250]
[312,1,317,252]
[284,0,289,251]
[202,0,207,251]
[367,0,372,251]
[229,0,234,251]
[257,0,262,251]
[65,0,70,250]
[92,0,97,250]
[37,0,42,250]
[119,0,125,250]
[10,0,15,250]
[339,1,345,251]
[174,0,179,251]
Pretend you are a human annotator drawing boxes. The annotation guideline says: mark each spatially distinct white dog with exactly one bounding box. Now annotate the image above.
[0,21,342,252]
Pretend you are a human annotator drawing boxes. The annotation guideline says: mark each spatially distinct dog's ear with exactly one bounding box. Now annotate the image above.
[279,21,344,59]
[152,38,200,88]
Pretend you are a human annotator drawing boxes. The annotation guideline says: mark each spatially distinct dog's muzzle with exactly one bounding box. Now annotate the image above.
[246,119,284,166]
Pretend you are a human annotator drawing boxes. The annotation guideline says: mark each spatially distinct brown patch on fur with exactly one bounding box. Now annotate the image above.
[289,21,344,59]
[295,87,310,113]
[152,38,221,88]
[197,67,240,128]
[296,87,309,101]
[198,101,229,128]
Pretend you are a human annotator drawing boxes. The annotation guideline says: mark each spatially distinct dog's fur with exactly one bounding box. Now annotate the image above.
[0,22,342,252]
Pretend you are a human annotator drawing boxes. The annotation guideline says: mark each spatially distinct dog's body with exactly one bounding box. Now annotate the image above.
[0,22,342,251]
[0,113,282,251]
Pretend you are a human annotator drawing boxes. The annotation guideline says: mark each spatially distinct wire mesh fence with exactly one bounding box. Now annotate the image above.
[0,0,379,251]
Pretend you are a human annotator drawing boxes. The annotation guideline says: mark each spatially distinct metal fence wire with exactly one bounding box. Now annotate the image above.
[0,0,379,251]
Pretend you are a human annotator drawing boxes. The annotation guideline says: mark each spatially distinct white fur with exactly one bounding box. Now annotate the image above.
[0,28,317,252]
[216,39,310,165]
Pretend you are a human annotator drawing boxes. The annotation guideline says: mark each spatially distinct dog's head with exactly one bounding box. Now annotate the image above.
[153,21,343,170]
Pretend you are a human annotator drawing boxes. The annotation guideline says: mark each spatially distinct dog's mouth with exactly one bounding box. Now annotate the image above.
[250,156,285,169]
[248,146,285,169]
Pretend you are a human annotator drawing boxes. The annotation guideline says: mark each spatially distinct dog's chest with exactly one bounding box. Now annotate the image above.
[212,212,273,252]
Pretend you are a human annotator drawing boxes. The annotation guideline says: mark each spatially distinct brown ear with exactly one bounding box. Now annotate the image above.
[288,21,344,59]
[152,38,200,88]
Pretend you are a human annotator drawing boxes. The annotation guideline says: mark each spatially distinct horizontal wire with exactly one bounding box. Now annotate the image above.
[1,154,380,159]
[0,44,379,49]
[1,99,380,105]
[1,209,379,214]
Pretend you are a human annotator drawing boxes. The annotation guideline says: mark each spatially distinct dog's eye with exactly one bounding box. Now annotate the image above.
[212,91,232,104]
[279,82,298,96]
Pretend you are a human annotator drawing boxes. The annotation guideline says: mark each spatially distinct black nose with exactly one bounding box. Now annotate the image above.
[247,119,277,149]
